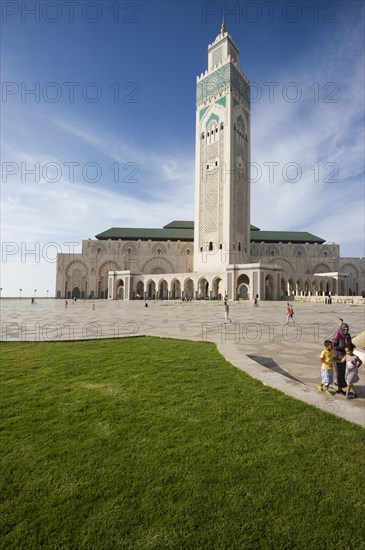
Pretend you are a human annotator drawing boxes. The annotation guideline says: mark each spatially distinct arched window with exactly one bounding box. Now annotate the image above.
[220,123,224,130]
[209,242,213,251]
[201,132,205,140]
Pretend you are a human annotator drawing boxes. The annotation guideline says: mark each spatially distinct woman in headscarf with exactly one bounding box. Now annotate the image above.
[332,322,352,394]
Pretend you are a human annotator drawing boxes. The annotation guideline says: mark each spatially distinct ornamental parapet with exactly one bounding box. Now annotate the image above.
[196,61,250,105]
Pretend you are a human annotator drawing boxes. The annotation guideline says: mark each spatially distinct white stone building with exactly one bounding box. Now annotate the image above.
[56,23,364,302]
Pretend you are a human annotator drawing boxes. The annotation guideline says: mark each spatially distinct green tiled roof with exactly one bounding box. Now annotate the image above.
[95,227,194,241]
[96,221,325,244]
[163,221,194,229]
[250,231,325,244]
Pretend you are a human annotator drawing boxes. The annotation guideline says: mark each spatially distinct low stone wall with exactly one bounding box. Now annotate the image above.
[294,296,365,306]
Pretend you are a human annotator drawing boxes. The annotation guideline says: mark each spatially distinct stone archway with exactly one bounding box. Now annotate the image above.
[171,279,181,299]
[312,280,318,295]
[142,257,174,274]
[184,278,194,300]
[136,280,144,299]
[265,274,274,300]
[146,280,156,299]
[304,279,311,296]
[66,261,88,300]
[296,279,303,296]
[237,274,250,300]
[239,284,249,299]
[281,278,287,299]
[212,277,222,299]
[198,278,209,299]
[72,287,80,299]
[117,280,124,299]
[288,279,295,297]
[99,261,120,299]
[158,279,168,300]
[340,279,346,295]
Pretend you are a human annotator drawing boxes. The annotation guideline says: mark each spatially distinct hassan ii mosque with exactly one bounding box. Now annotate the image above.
[56,22,364,302]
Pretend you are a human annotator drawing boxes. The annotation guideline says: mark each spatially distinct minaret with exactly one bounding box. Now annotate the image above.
[194,21,251,272]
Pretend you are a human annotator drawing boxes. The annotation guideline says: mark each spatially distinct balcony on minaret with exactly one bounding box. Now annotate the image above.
[207,22,240,72]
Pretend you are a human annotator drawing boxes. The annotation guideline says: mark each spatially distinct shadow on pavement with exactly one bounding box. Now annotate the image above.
[248,355,305,385]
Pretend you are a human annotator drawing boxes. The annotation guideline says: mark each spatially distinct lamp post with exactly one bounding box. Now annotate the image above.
[0,288,2,298]
[34,289,37,299]
[47,289,49,299]
[19,288,22,299]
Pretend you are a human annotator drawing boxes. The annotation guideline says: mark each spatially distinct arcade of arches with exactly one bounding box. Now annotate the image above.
[106,269,349,301]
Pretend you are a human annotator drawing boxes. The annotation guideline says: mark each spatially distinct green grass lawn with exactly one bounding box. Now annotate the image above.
[1,337,365,549]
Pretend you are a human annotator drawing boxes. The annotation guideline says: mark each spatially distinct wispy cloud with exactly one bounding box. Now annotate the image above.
[251,19,364,256]
[52,117,195,202]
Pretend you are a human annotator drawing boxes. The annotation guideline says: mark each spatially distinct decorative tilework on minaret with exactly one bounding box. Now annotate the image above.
[194,23,251,272]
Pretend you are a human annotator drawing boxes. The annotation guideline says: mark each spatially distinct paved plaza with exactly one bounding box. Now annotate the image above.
[1,299,364,426]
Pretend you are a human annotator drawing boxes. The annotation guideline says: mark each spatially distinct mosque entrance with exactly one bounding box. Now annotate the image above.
[117,280,124,299]
[72,287,80,299]
[238,284,249,299]
[237,274,250,300]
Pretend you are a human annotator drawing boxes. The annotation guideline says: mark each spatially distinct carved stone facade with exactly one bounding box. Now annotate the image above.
[56,237,194,299]
[55,227,365,301]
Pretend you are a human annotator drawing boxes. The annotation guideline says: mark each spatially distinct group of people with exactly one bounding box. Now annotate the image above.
[319,321,362,399]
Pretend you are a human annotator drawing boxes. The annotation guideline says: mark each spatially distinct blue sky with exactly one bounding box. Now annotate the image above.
[1,0,364,296]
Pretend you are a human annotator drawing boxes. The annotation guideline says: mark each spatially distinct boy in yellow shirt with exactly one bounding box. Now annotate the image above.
[318,340,334,395]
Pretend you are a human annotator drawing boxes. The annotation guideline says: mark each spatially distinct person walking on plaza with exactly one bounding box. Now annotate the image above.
[318,340,334,395]
[333,322,352,395]
[254,294,259,307]
[286,302,295,324]
[224,300,231,324]
[340,344,362,399]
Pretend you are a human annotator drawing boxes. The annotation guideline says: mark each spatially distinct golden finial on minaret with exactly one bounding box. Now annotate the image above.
[221,17,227,34]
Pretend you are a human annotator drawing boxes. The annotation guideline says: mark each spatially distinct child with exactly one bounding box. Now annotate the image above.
[318,340,334,395]
[340,344,362,399]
